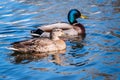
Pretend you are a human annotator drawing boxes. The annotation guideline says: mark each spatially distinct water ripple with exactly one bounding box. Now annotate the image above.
[0,34,15,38]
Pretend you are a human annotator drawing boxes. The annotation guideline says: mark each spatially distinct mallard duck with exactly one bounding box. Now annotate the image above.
[11,28,66,53]
[31,9,87,37]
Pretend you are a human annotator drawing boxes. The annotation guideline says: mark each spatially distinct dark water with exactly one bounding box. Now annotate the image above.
[0,0,120,80]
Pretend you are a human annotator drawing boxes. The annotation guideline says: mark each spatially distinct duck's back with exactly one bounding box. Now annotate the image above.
[39,23,73,32]
[12,38,65,53]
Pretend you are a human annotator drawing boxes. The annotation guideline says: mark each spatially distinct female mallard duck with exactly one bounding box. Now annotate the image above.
[31,9,87,37]
[11,28,66,53]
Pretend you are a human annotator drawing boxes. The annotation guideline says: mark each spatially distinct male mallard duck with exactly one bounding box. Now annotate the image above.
[11,28,66,53]
[31,9,87,37]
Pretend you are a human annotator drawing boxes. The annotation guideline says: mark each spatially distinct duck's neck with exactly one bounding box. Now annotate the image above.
[50,35,60,41]
[73,23,85,34]
[52,37,60,41]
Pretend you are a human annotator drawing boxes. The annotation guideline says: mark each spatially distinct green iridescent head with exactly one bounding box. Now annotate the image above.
[68,9,88,24]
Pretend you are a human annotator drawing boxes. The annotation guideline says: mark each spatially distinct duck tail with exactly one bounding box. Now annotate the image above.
[8,47,19,51]
[31,29,44,37]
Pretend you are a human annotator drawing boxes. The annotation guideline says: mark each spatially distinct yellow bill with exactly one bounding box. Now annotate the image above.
[80,14,88,19]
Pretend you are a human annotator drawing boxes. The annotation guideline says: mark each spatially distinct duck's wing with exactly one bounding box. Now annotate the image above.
[12,39,34,49]
[11,38,55,53]
[11,39,35,52]
[12,38,53,48]
[39,23,73,32]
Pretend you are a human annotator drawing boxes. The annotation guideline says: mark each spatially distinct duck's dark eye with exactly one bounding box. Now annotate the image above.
[75,12,80,18]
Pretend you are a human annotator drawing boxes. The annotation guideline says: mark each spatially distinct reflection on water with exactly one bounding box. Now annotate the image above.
[0,0,120,80]
[10,50,66,65]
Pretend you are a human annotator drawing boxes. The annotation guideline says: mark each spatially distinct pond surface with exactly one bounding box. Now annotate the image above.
[0,0,120,80]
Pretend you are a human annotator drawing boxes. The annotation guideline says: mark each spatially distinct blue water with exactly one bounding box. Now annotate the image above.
[0,0,120,80]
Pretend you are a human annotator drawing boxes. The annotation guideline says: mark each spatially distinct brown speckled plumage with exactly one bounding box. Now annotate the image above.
[11,28,66,53]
